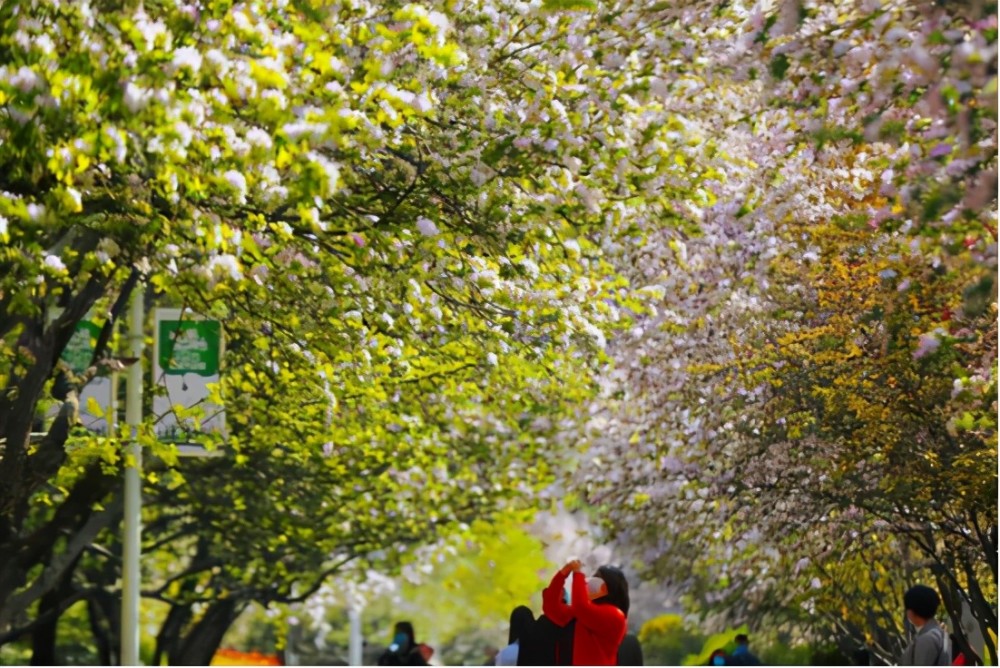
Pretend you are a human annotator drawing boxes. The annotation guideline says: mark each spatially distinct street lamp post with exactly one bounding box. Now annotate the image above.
[348,606,363,666]
[121,285,144,666]
[118,295,226,665]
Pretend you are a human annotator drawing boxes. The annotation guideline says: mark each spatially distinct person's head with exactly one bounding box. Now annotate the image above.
[588,565,630,616]
[391,621,416,651]
[735,634,750,647]
[903,585,940,625]
[508,605,535,645]
[710,648,727,666]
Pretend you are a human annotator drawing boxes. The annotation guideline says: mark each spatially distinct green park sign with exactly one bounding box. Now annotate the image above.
[61,320,102,375]
[153,309,226,439]
[157,319,221,377]
[49,312,111,434]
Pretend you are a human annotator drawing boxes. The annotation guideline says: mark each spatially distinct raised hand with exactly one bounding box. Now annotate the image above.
[561,559,583,576]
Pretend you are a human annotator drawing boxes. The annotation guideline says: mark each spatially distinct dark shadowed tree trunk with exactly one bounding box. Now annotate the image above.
[169,598,246,666]
[86,588,120,667]
[154,601,194,666]
[0,268,136,635]
[29,552,83,666]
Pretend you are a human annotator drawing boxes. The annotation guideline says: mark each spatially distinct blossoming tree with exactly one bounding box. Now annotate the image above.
[572,0,997,660]
[0,0,721,660]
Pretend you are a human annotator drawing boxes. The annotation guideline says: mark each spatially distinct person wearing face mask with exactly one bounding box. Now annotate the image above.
[377,621,431,666]
[540,559,630,666]
[707,648,728,666]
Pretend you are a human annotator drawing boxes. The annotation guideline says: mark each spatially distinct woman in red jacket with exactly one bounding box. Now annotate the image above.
[542,559,630,666]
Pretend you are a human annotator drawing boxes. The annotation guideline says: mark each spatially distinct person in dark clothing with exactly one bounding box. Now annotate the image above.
[900,585,949,666]
[728,634,762,666]
[516,613,575,665]
[517,587,574,665]
[509,606,536,646]
[496,605,536,665]
[377,621,429,666]
[617,633,644,666]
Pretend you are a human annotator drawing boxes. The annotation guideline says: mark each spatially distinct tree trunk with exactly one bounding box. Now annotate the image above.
[0,254,126,531]
[0,270,130,632]
[154,541,209,666]
[29,555,79,666]
[938,582,981,666]
[0,469,119,633]
[155,602,194,667]
[0,323,57,535]
[0,261,108,530]
[87,596,112,666]
[29,601,59,665]
[170,599,244,666]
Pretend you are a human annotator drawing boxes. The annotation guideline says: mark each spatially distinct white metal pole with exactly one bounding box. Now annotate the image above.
[109,372,118,439]
[348,606,363,666]
[121,285,144,666]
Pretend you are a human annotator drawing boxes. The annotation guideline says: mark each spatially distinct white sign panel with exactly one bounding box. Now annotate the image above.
[153,308,225,440]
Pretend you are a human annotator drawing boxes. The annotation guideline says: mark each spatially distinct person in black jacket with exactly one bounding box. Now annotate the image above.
[378,621,429,666]
[516,614,575,666]
[516,589,575,666]
[496,605,536,665]
[617,633,644,666]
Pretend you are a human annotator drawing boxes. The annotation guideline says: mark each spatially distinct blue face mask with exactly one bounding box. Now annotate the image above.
[712,656,726,666]
[390,632,408,651]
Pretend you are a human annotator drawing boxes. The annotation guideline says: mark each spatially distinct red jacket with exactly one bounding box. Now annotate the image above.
[542,570,627,666]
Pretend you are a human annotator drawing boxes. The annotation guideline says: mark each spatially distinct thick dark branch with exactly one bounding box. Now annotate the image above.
[144,523,201,553]
[265,554,357,605]
[144,556,224,598]
[969,509,998,583]
[89,266,142,369]
[0,493,123,629]
[0,587,93,645]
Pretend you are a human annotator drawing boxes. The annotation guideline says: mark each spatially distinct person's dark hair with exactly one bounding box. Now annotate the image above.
[707,648,728,665]
[508,605,535,645]
[735,634,749,645]
[393,621,416,649]
[904,585,940,619]
[596,565,630,616]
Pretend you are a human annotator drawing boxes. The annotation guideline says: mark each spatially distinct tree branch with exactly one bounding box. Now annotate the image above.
[0,493,123,630]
